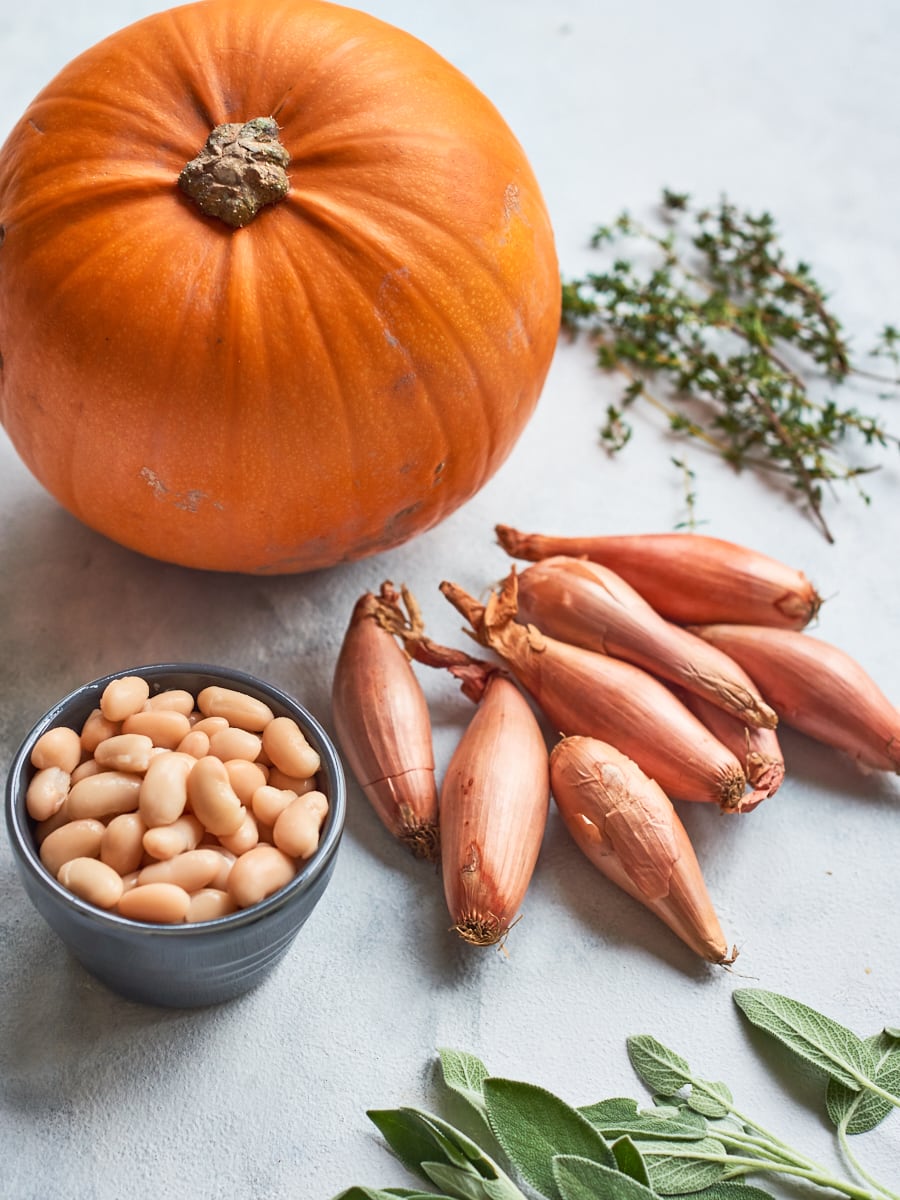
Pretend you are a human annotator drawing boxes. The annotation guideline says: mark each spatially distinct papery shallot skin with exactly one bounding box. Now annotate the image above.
[674,686,784,806]
[550,736,733,964]
[496,526,820,629]
[332,590,439,859]
[440,573,753,811]
[514,555,777,729]
[692,623,900,773]
[440,674,550,945]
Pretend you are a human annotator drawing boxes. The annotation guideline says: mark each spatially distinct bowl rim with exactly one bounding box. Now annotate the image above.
[5,661,346,936]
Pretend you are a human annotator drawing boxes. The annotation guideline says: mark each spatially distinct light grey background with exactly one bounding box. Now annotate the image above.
[1,2,899,1197]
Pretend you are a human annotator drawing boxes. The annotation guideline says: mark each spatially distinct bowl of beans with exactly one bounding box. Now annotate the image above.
[4,663,346,1008]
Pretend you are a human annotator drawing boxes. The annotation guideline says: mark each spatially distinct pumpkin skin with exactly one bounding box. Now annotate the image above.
[0,0,560,574]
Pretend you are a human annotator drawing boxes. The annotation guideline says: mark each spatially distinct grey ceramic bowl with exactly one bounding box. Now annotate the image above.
[5,662,346,1008]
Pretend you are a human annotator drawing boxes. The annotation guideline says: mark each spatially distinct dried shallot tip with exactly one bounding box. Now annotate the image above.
[691,623,900,774]
[672,686,784,807]
[495,525,821,630]
[372,583,496,703]
[550,736,735,965]
[514,555,778,729]
[331,587,439,861]
[440,572,750,811]
[441,673,550,947]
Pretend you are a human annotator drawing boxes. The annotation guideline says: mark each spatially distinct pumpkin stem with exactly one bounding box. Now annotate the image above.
[178,117,290,228]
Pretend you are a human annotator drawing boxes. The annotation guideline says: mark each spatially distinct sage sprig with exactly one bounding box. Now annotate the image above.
[561,191,900,542]
[734,988,900,1115]
[332,990,899,1200]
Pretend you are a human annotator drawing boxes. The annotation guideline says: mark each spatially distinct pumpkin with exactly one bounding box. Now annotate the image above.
[0,0,559,574]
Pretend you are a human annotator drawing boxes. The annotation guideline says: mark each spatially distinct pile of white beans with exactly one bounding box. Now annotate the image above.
[25,676,329,924]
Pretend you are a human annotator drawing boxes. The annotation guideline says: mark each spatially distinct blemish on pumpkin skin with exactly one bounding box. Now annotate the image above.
[27,118,44,135]
[139,467,224,513]
[502,183,521,222]
[393,371,417,393]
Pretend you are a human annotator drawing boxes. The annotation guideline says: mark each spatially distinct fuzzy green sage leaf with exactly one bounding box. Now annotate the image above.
[611,1135,652,1186]
[366,1108,523,1199]
[579,1098,707,1143]
[676,1187,776,1200]
[334,1190,456,1200]
[733,989,882,1093]
[483,1078,616,1200]
[552,1155,660,1200]
[685,1080,733,1120]
[438,1049,490,1118]
[638,1136,731,1194]
[826,1031,900,1134]
[626,1036,693,1096]
[421,1162,519,1200]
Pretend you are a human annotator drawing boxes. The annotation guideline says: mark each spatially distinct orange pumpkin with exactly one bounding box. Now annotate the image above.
[0,0,559,574]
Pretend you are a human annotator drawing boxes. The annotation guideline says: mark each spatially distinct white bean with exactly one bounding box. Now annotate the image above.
[40,818,105,876]
[100,676,150,722]
[187,756,245,837]
[142,814,204,860]
[118,883,190,924]
[94,733,154,773]
[139,752,193,826]
[262,717,320,779]
[197,686,274,732]
[30,726,82,774]
[57,857,124,910]
[67,771,141,820]
[26,766,70,822]
[227,845,296,908]
[273,791,329,860]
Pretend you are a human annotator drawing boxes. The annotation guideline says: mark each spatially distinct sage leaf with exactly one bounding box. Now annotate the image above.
[627,1036,693,1096]
[483,1078,616,1199]
[612,1135,652,1186]
[552,1155,660,1200]
[438,1049,490,1119]
[384,1192,458,1199]
[367,1109,452,1178]
[733,989,880,1092]
[885,1026,900,1039]
[334,1190,456,1200]
[640,1136,730,1194]
[826,1031,900,1134]
[677,1187,776,1199]
[686,1081,732,1119]
[331,1190,410,1200]
[367,1108,513,1188]
[580,1099,708,1143]
[421,1162,518,1200]
[578,1097,641,1125]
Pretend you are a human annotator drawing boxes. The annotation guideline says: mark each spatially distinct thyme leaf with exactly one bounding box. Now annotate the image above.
[561,191,900,542]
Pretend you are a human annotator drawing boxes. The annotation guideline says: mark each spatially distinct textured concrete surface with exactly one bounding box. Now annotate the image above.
[1,2,899,1197]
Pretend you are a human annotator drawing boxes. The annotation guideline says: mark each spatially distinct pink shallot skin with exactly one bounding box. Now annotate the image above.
[332,588,439,860]
[691,624,900,774]
[672,686,784,808]
[440,674,550,946]
[514,555,778,729]
[440,573,752,811]
[550,736,733,964]
[496,526,821,629]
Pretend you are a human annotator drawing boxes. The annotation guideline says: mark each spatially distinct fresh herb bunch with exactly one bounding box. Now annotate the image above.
[561,190,900,542]
[333,988,900,1200]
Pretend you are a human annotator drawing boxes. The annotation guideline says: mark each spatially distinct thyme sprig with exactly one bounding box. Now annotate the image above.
[561,190,900,542]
